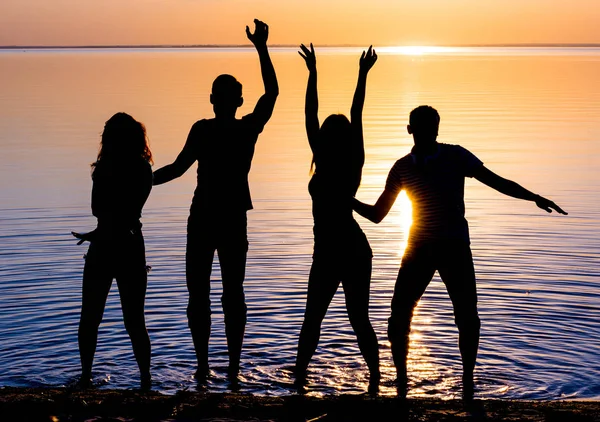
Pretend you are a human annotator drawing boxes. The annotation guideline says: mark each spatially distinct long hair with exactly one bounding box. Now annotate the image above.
[92,112,153,169]
[311,114,353,176]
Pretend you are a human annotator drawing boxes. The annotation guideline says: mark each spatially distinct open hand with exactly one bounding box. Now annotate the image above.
[72,230,97,245]
[359,45,377,72]
[298,43,316,72]
[246,19,269,47]
[535,195,568,215]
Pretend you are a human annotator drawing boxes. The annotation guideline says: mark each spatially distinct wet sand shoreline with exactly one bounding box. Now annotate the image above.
[1,387,599,421]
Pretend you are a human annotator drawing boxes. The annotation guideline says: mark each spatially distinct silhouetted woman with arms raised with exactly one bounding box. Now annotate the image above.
[294,44,380,391]
[72,112,153,388]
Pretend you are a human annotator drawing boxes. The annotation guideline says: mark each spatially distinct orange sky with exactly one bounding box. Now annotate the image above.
[1,0,599,46]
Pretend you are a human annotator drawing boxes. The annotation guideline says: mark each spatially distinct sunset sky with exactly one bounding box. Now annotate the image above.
[1,0,599,46]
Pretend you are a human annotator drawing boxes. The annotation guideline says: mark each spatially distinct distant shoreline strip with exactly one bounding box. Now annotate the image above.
[2,43,600,50]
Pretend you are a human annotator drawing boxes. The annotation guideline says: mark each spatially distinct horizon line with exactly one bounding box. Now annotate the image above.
[2,43,600,50]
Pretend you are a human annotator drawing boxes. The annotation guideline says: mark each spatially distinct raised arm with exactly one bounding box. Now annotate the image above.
[152,124,198,185]
[473,165,567,214]
[298,43,319,151]
[246,19,279,128]
[350,46,377,141]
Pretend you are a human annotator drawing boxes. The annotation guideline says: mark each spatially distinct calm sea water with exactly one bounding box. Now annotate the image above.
[0,47,599,399]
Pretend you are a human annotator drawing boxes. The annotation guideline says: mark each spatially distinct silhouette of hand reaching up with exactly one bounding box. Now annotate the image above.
[246,19,269,47]
[298,43,316,72]
[359,45,377,73]
[535,195,568,215]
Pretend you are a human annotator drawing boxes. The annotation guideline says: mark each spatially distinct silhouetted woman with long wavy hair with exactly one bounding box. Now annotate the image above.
[72,112,153,388]
[294,44,380,392]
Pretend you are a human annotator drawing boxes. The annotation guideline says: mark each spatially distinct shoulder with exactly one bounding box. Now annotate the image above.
[241,113,265,135]
[439,143,472,155]
[440,143,483,170]
[386,153,412,187]
[91,162,104,180]
[390,153,412,170]
[186,119,214,146]
[441,143,479,158]
[128,157,153,176]
[140,159,152,174]
[191,119,211,132]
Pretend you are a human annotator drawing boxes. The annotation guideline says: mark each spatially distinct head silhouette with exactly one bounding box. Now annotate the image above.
[408,105,440,147]
[93,112,152,168]
[312,114,353,175]
[211,74,243,116]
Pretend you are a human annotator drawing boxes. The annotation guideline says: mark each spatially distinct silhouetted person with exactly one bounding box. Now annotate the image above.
[294,44,380,392]
[72,112,153,388]
[152,19,278,380]
[353,105,567,399]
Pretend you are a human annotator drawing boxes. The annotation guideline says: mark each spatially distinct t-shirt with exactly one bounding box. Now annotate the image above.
[385,143,483,243]
[187,115,264,215]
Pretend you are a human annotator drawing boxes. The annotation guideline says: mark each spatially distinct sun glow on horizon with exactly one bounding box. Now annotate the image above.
[378,46,461,56]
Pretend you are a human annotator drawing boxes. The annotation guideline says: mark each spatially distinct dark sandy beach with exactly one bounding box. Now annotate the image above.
[1,387,599,421]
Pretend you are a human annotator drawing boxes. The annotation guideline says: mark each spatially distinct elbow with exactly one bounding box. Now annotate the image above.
[371,207,388,224]
[372,214,384,224]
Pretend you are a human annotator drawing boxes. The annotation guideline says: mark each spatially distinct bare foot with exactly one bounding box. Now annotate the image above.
[368,371,381,395]
[462,375,475,402]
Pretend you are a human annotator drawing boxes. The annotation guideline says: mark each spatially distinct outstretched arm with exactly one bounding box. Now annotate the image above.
[352,187,400,224]
[473,165,567,214]
[152,125,198,185]
[350,46,377,166]
[298,43,319,151]
[246,19,279,128]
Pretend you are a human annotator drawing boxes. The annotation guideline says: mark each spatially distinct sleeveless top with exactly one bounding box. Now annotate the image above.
[309,171,371,258]
[91,157,152,234]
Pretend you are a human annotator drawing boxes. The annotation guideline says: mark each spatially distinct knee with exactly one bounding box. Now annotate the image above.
[388,301,417,337]
[123,313,147,337]
[187,298,211,326]
[301,307,326,331]
[455,311,481,335]
[348,312,373,335]
[221,291,247,323]
[79,310,103,333]
[221,289,246,311]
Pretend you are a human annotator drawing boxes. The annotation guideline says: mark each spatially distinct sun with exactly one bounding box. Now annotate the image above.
[396,190,413,257]
[397,190,413,231]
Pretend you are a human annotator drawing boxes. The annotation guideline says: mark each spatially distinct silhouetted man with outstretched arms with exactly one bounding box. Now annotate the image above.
[152,19,278,380]
[352,105,567,399]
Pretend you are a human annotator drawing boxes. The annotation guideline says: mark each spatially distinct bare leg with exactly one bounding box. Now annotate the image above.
[438,243,480,400]
[78,243,113,384]
[341,256,380,391]
[388,244,435,392]
[295,258,339,382]
[186,231,215,379]
[116,252,151,387]
[217,245,248,379]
